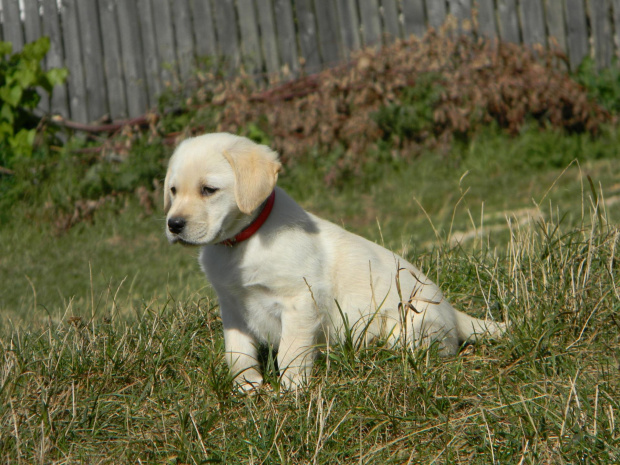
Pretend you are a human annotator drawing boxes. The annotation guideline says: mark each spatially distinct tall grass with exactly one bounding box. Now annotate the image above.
[1,184,618,463]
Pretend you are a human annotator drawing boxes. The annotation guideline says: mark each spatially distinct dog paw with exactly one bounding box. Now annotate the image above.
[234,376,263,394]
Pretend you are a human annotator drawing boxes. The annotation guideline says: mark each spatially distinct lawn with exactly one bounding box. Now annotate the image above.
[1,39,620,461]
[1,123,619,463]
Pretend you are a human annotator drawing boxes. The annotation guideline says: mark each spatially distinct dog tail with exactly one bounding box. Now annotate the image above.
[454,310,507,343]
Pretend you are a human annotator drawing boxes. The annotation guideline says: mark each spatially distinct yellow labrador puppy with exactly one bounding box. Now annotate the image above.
[164,133,505,391]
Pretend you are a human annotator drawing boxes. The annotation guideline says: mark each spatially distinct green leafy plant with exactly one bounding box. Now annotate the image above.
[0,37,67,167]
[575,57,620,114]
[373,72,445,145]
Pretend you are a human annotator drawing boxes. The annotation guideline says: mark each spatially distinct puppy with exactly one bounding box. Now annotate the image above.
[164,133,505,391]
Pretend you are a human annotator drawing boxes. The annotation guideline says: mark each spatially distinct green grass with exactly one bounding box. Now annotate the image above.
[1,123,620,462]
[0,199,208,326]
[1,202,618,463]
[3,125,620,327]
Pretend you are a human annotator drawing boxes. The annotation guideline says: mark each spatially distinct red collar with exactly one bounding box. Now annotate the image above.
[219,190,276,247]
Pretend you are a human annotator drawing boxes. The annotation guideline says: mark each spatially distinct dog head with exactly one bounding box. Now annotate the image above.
[164,133,281,245]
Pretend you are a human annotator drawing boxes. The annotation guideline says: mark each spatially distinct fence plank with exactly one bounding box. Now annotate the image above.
[447,0,472,19]
[359,0,382,46]
[613,0,620,60]
[315,0,343,65]
[136,0,162,108]
[23,1,41,44]
[497,0,520,43]
[335,0,361,57]
[117,0,149,117]
[381,0,402,39]
[191,0,217,62]
[237,0,263,75]
[564,0,589,70]
[475,0,497,39]
[588,0,613,68]
[544,0,567,54]
[256,0,280,77]
[42,0,69,117]
[519,0,546,46]
[295,0,322,73]
[76,0,107,122]
[425,0,447,30]
[23,0,49,113]
[173,0,196,81]
[99,0,127,119]
[402,0,427,38]
[152,0,178,85]
[256,1,280,79]
[2,0,24,52]
[273,0,298,76]
[255,1,280,79]
[447,0,472,33]
[61,0,87,122]
[212,0,241,72]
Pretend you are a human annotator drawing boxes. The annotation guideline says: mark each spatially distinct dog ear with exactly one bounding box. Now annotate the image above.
[224,143,281,214]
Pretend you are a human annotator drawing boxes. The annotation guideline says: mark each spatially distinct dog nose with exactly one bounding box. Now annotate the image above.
[168,217,186,234]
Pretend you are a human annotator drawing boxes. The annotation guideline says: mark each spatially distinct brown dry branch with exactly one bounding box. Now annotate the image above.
[51,115,153,134]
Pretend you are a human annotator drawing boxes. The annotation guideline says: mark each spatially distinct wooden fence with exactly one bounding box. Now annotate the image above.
[1,0,619,123]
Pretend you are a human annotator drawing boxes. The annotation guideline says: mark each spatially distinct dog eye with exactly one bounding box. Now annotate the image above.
[201,185,218,196]
[170,187,176,195]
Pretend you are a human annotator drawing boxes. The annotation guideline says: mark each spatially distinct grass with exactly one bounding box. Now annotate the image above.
[3,125,620,325]
[1,120,620,462]
[0,199,208,326]
[1,196,618,463]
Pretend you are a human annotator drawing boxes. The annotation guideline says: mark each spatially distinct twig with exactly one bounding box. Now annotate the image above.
[51,115,152,133]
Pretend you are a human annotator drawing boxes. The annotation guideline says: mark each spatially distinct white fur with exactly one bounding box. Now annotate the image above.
[165,133,505,391]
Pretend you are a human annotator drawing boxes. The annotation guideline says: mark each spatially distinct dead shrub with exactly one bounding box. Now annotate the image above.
[209,30,608,183]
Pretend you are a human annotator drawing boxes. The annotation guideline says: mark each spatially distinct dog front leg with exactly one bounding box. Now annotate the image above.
[222,325,263,392]
[278,308,318,391]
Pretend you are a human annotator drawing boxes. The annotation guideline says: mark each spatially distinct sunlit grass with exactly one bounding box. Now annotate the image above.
[1,124,620,462]
[1,188,618,463]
